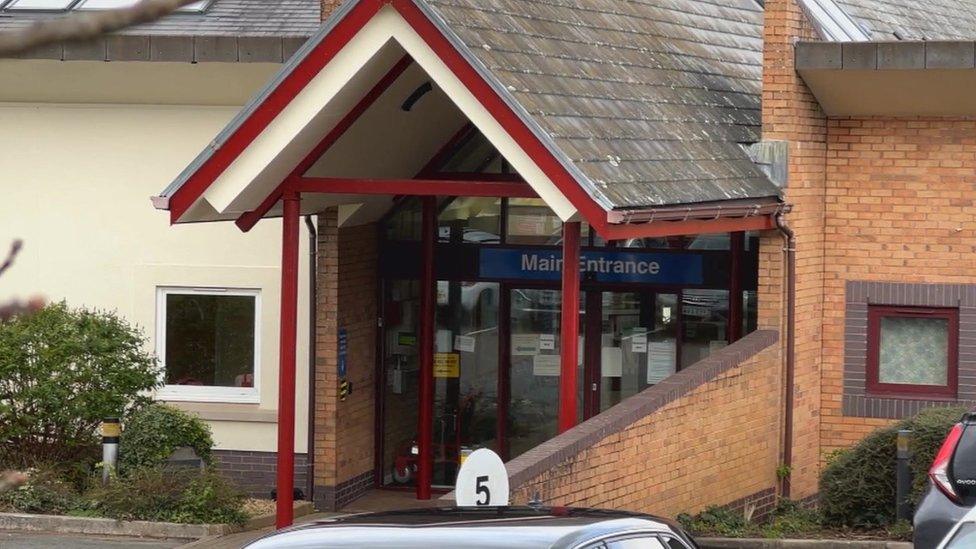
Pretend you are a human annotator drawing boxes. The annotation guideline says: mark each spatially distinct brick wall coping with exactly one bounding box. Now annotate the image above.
[505,330,780,489]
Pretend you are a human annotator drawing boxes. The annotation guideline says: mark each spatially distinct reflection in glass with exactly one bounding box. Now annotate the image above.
[680,289,730,368]
[382,280,421,486]
[508,289,584,458]
[164,293,255,387]
[438,198,501,244]
[432,281,500,486]
[506,198,562,245]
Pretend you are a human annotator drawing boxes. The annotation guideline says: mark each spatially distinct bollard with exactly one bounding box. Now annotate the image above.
[101,418,120,485]
[896,429,913,521]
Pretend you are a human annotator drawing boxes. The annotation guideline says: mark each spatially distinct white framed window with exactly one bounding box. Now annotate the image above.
[155,287,261,403]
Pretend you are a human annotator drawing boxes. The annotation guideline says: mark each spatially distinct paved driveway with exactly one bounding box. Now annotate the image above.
[0,531,183,548]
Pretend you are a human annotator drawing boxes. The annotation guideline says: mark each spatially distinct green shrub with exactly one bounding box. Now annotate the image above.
[0,467,80,514]
[677,505,749,537]
[86,468,246,525]
[0,302,161,467]
[678,500,822,539]
[119,404,214,473]
[819,405,966,528]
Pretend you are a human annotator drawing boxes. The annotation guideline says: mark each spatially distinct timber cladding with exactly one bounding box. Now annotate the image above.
[505,330,781,518]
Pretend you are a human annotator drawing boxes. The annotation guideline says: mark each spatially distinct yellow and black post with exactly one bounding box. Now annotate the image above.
[101,417,120,484]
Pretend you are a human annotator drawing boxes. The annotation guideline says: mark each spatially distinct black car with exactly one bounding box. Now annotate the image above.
[244,506,700,549]
[915,411,976,548]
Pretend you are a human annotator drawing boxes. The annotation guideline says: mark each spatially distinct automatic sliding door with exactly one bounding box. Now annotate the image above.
[596,292,679,413]
[507,288,584,459]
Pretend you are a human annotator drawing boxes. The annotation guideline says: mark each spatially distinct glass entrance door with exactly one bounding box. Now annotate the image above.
[431,280,500,486]
[506,287,584,459]
[590,291,679,416]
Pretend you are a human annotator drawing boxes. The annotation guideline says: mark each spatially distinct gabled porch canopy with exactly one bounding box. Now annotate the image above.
[151,0,788,528]
[151,0,786,240]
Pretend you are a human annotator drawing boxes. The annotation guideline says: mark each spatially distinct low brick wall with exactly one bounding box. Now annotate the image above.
[506,330,782,519]
[212,450,308,500]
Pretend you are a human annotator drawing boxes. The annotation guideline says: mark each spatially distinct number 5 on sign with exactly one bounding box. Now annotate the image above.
[455,449,509,507]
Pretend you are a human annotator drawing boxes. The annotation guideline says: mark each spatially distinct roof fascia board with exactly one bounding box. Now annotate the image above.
[158,0,370,217]
[200,9,399,215]
[797,0,870,42]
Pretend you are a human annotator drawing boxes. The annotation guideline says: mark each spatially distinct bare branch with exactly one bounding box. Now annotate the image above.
[0,239,22,278]
[0,0,200,55]
[0,240,44,322]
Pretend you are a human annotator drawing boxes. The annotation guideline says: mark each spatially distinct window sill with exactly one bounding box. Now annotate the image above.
[160,401,278,423]
[156,386,260,405]
[866,392,958,402]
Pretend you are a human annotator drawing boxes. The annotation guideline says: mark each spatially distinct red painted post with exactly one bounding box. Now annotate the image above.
[275,193,300,528]
[559,221,581,433]
[416,196,436,500]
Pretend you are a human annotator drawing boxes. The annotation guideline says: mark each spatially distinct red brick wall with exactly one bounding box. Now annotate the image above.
[313,209,378,509]
[821,117,976,453]
[506,331,781,518]
[760,0,827,498]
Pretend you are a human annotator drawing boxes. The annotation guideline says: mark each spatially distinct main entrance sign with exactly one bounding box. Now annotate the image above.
[479,247,704,284]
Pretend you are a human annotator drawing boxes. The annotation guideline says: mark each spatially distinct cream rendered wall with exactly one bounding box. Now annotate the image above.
[0,100,312,454]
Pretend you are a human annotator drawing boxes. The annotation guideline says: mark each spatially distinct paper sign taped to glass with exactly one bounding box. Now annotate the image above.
[647,339,676,384]
[512,334,540,356]
[533,354,560,376]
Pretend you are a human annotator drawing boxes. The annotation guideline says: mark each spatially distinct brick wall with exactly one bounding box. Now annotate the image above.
[313,209,379,510]
[213,450,308,499]
[760,0,827,498]
[505,331,781,519]
[821,117,976,454]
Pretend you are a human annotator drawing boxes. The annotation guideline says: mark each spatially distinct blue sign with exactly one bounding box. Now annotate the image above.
[479,248,703,284]
[337,328,347,378]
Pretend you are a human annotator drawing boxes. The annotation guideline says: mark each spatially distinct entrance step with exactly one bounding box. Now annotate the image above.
[338,489,444,514]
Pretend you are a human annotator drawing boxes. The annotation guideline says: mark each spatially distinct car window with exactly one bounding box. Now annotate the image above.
[605,536,666,549]
[945,522,976,548]
[660,535,693,549]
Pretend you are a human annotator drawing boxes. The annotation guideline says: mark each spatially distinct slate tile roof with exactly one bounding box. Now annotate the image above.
[424,0,778,209]
[835,0,976,40]
[0,0,320,37]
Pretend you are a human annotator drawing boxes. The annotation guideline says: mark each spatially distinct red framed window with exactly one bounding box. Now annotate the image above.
[866,306,958,398]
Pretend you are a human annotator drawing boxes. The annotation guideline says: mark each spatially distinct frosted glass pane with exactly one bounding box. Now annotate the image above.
[6,0,75,10]
[879,316,948,385]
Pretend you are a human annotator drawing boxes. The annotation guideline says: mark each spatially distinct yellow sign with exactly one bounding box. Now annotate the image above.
[434,353,460,378]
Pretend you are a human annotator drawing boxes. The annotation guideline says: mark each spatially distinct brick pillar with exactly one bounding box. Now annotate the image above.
[312,208,379,510]
[760,0,828,499]
[313,209,340,509]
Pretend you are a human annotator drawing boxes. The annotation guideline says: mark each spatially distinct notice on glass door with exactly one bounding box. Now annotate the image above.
[630,329,648,353]
[454,335,476,353]
[512,334,540,356]
[533,354,561,376]
[647,339,676,384]
[539,333,556,351]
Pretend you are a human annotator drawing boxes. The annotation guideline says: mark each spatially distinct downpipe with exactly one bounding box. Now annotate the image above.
[776,213,796,499]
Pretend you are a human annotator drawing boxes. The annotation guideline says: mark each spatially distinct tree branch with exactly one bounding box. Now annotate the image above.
[0,240,22,278]
[0,0,200,55]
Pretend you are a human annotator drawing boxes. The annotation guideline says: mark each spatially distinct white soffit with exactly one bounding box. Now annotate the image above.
[797,0,870,42]
[200,5,576,221]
